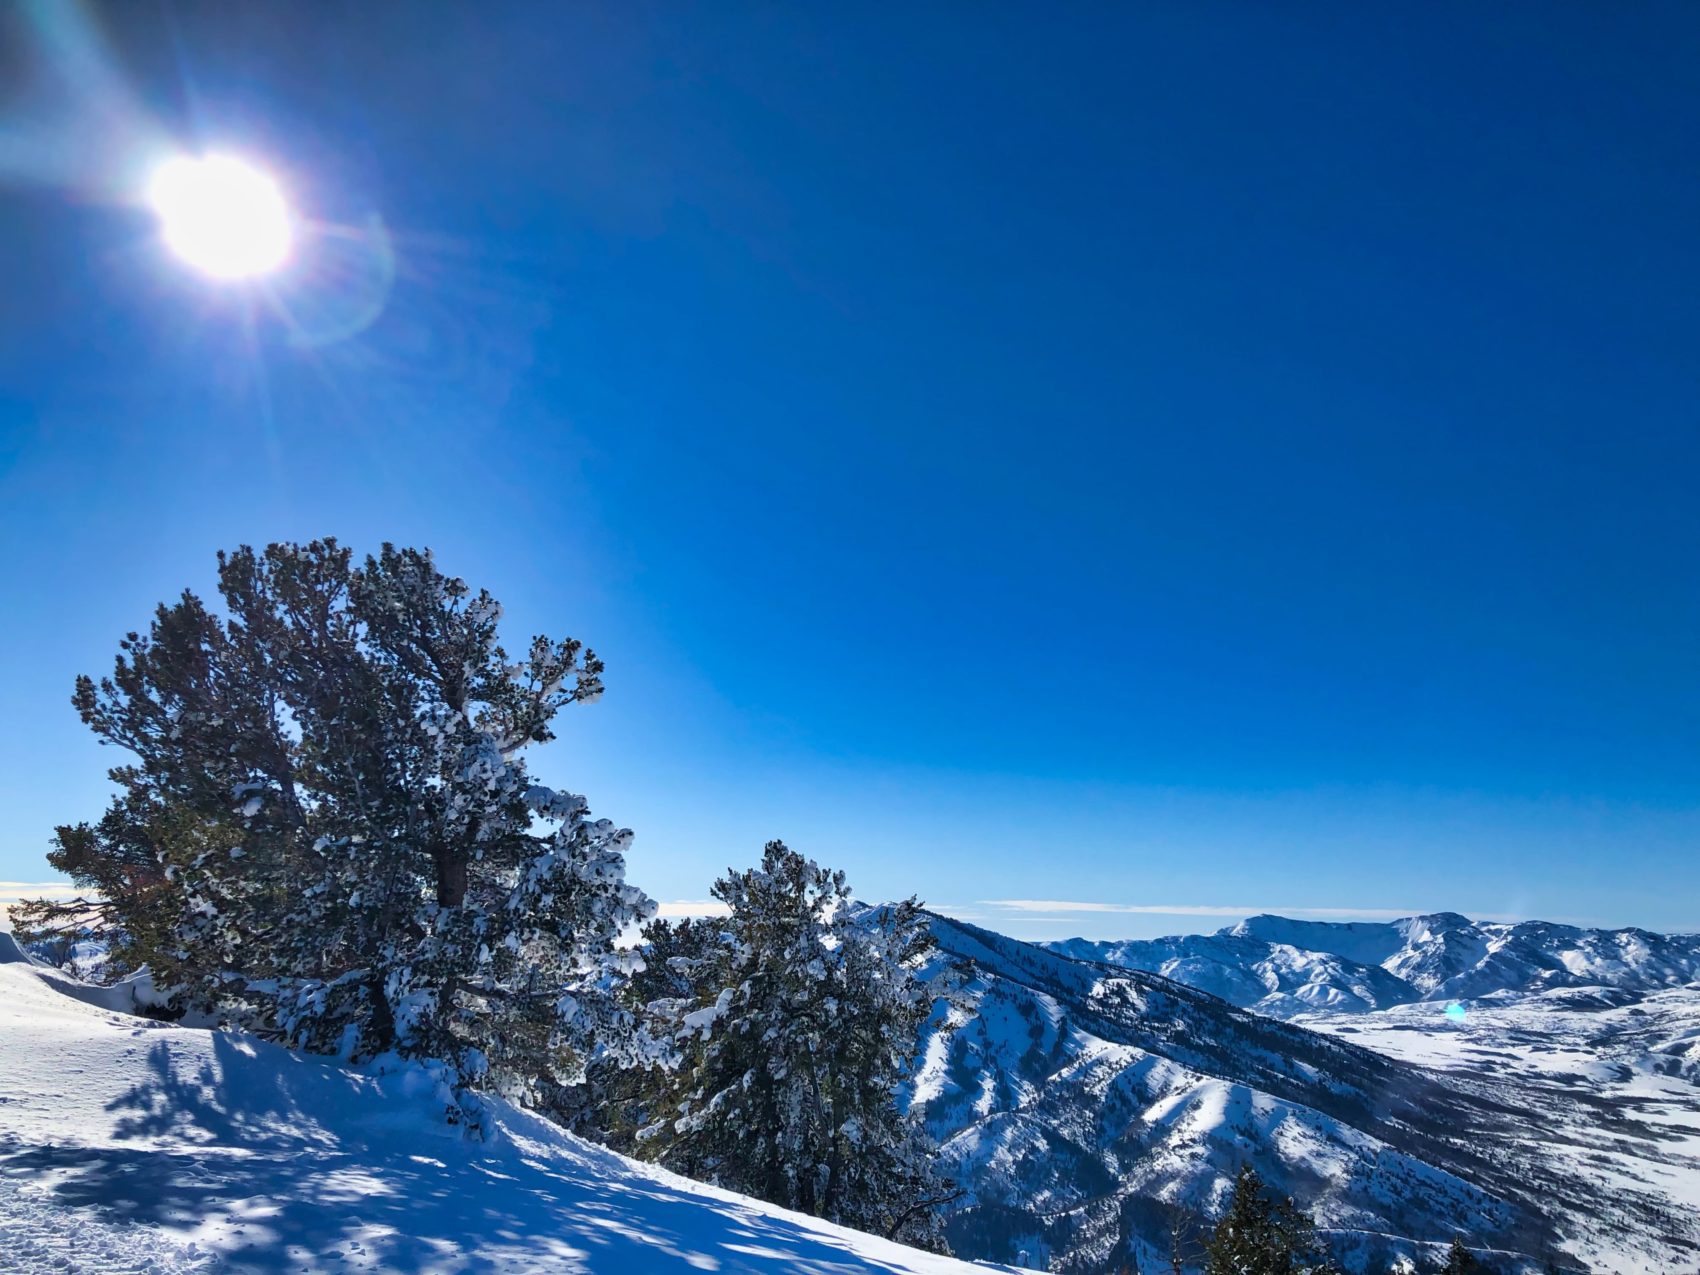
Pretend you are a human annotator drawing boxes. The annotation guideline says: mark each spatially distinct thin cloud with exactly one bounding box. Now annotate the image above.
[0,881,83,904]
[654,899,732,919]
[977,899,1528,923]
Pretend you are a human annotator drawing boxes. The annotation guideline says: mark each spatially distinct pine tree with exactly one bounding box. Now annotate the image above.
[636,841,956,1249]
[554,914,728,1149]
[1202,1164,1339,1275]
[18,541,654,1128]
[1435,1238,1487,1274]
[12,787,184,987]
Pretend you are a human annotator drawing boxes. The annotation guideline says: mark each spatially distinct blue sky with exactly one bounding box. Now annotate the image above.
[2,4,1697,939]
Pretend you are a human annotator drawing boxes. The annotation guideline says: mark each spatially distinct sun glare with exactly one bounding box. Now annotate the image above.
[147,153,293,280]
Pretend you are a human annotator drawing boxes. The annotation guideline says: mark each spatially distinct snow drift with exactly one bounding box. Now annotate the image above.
[0,941,1006,1274]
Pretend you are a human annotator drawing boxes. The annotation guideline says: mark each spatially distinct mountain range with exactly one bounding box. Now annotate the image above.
[916,912,1700,1273]
[1046,912,1700,1018]
[3,911,1695,1273]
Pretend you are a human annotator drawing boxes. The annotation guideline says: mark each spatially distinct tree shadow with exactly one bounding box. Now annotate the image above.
[9,1030,964,1274]
[104,1035,337,1147]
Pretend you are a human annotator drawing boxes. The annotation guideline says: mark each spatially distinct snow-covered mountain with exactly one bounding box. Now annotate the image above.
[1293,980,1700,1092]
[1047,912,1700,1018]
[0,934,1005,1275]
[919,914,1700,1274]
[5,916,1695,1275]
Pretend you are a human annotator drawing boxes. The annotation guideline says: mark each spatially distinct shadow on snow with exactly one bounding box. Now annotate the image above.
[1,1032,937,1275]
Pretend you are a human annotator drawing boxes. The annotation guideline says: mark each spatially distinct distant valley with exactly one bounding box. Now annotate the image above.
[917,912,1700,1273]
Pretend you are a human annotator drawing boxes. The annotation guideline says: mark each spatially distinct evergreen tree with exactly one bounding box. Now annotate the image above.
[18,541,653,1128]
[637,841,956,1249]
[1202,1164,1339,1275]
[12,787,183,987]
[1435,1238,1487,1274]
[555,914,728,1149]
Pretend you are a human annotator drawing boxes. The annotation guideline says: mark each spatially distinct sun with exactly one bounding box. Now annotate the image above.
[147,153,293,281]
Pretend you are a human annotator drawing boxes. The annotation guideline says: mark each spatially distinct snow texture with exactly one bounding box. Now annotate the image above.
[0,937,1011,1275]
[1048,912,1700,1019]
[919,913,1700,1274]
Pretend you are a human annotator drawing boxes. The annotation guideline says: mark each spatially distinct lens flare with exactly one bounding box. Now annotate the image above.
[147,153,293,280]
[1443,1002,1467,1023]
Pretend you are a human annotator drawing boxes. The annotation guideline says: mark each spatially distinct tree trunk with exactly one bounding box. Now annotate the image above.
[435,843,467,908]
[367,971,397,1054]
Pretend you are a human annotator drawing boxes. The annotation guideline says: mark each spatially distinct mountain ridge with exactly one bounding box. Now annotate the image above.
[1045,912,1700,1019]
[919,912,1700,1273]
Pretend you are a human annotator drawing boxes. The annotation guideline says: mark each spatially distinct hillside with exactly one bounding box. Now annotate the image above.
[918,915,1700,1274]
[0,936,1005,1275]
[5,917,1695,1274]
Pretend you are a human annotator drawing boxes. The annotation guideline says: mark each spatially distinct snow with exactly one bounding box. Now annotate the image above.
[0,949,1010,1275]
[1292,986,1700,1273]
[907,1023,954,1109]
[679,987,734,1037]
[921,913,1700,1274]
[1051,912,1700,1020]
[10,903,1696,1275]
[912,916,1535,1270]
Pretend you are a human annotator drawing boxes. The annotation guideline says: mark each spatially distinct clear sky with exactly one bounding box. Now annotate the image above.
[2,3,1697,940]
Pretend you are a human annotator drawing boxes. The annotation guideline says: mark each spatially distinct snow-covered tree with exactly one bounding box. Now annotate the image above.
[553,914,728,1148]
[12,787,181,987]
[637,841,955,1250]
[1434,1238,1489,1274]
[21,541,653,1129]
[1201,1165,1339,1275]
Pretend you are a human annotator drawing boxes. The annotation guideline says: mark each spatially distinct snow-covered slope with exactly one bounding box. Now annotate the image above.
[922,915,1700,1274]
[7,917,1694,1275]
[1049,913,1700,1019]
[0,936,1005,1275]
[1293,982,1700,1092]
[1044,929,1414,1016]
[1292,982,1700,1274]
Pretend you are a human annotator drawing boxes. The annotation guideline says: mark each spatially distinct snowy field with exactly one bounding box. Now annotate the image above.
[0,940,1009,1275]
[1294,986,1700,1272]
